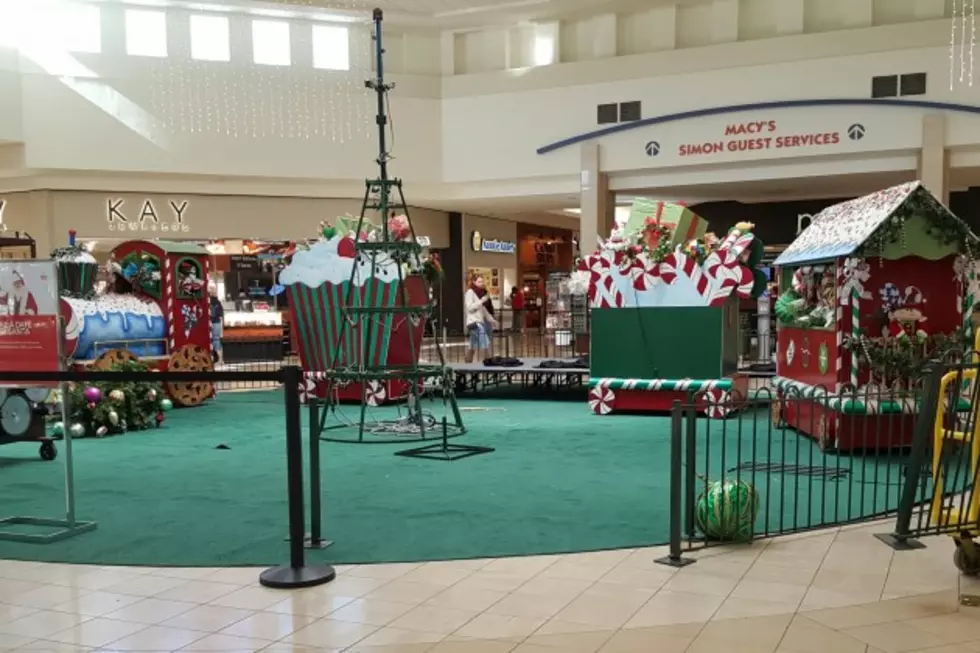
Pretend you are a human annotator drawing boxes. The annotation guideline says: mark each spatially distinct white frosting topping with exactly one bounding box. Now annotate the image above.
[64,294,163,325]
[278,237,400,288]
[56,250,97,264]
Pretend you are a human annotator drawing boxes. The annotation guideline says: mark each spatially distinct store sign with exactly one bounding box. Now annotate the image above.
[471,231,516,254]
[534,242,557,266]
[229,255,259,272]
[797,213,814,235]
[106,198,190,233]
[678,120,845,157]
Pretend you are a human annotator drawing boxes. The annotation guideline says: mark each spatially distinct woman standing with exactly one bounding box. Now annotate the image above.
[464,275,496,363]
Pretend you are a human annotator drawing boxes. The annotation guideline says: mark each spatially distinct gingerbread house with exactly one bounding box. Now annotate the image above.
[772,181,977,450]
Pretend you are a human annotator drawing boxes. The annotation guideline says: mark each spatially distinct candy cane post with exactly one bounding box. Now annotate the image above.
[850,287,860,388]
[165,257,175,353]
[835,262,844,391]
[204,255,212,359]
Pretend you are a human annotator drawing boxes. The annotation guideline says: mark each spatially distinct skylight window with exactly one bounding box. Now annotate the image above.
[190,14,230,62]
[252,19,291,66]
[125,9,167,58]
[312,24,349,71]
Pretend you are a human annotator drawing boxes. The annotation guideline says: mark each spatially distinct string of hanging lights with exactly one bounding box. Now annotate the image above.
[951,0,976,89]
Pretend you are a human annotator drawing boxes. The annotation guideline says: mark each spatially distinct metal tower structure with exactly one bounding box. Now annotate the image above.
[314,8,489,460]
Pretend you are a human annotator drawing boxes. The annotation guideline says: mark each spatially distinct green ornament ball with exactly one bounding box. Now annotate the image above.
[695,479,760,541]
[321,225,338,240]
[160,398,173,412]
[51,421,64,436]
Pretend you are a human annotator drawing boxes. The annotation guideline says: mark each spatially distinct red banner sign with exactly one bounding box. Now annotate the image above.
[679,120,841,157]
[0,261,62,387]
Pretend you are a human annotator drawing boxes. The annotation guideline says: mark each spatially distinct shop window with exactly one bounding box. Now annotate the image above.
[900,72,927,96]
[125,9,167,58]
[313,24,349,70]
[619,101,641,122]
[871,75,898,98]
[597,103,618,124]
[176,257,206,299]
[190,14,230,62]
[252,19,291,66]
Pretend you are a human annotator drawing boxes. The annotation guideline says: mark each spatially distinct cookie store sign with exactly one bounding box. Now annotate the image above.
[106,199,190,233]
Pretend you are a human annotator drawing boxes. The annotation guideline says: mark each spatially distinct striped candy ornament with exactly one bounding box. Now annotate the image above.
[700,387,732,419]
[695,479,759,541]
[595,275,625,308]
[850,287,860,388]
[629,259,660,291]
[165,258,175,352]
[661,252,709,298]
[589,386,615,414]
[590,377,731,393]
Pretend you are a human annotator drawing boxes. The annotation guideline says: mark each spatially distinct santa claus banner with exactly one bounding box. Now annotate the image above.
[0,260,62,385]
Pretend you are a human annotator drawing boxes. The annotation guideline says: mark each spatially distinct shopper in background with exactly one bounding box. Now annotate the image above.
[464,274,496,363]
[509,286,525,334]
[209,286,224,365]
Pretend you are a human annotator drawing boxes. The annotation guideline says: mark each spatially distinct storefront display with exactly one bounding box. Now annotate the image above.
[517,226,575,330]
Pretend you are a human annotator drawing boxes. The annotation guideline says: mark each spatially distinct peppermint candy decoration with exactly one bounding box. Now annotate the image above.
[364,380,386,406]
[700,388,732,419]
[589,386,615,415]
[629,261,660,291]
[299,378,318,403]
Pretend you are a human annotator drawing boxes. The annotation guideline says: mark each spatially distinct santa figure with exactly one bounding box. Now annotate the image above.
[0,269,38,316]
[882,285,927,342]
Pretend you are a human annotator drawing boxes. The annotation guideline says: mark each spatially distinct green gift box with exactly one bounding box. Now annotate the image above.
[625,199,708,248]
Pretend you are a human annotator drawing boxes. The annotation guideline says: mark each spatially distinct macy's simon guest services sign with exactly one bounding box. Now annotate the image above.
[678,120,845,157]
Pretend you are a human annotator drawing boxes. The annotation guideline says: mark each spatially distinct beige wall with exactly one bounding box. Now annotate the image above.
[39,191,450,251]
[0,191,54,255]
[462,214,518,271]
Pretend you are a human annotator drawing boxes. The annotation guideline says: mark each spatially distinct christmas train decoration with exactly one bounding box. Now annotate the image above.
[772,181,977,451]
[280,217,435,407]
[55,235,215,410]
[576,200,767,417]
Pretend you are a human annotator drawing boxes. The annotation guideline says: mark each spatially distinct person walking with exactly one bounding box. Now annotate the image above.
[464,275,496,363]
[209,286,224,365]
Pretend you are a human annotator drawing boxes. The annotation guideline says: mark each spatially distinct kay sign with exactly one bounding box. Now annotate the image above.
[678,120,844,157]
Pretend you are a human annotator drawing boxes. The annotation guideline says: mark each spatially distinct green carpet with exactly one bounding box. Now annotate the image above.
[0,393,913,566]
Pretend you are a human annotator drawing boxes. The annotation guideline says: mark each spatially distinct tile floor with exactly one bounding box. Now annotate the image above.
[1,520,978,652]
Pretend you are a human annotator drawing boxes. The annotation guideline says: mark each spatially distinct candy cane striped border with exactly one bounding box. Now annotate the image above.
[590,377,732,392]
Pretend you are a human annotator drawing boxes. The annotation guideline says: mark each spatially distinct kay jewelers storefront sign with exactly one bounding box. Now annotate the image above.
[106,198,190,234]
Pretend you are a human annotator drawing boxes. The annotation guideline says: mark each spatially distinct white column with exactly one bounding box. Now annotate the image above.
[533,21,559,66]
[913,0,946,19]
[650,5,677,51]
[841,0,873,29]
[775,0,805,36]
[920,114,949,204]
[712,0,739,44]
[592,14,617,58]
[440,31,456,75]
[580,143,615,255]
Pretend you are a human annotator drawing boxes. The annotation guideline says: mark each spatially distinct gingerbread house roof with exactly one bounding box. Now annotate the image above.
[774,181,968,267]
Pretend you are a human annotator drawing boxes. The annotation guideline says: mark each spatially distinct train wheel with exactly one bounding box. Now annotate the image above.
[166,344,214,407]
[92,349,138,370]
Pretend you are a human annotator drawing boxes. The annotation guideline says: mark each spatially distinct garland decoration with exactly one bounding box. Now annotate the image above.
[858,187,978,261]
[842,329,972,392]
[68,359,168,436]
[119,250,162,297]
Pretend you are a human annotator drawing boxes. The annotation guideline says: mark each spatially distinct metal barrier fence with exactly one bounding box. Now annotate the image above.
[0,366,334,589]
[210,310,776,392]
[881,362,980,564]
[658,383,943,567]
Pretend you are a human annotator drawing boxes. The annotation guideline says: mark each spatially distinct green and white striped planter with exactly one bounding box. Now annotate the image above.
[589,378,732,393]
[773,376,920,415]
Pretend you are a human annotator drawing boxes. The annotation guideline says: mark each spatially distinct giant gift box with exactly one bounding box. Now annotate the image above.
[625,200,707,249]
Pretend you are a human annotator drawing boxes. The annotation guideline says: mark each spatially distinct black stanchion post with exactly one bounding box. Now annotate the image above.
[305,398,330,549]
[657,401,695,567]
[877,364,940,550]
[260,366,336,588]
